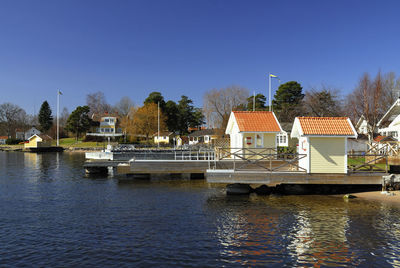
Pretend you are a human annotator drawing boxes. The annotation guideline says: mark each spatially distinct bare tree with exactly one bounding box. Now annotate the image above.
[303,85,343,117]
[203,85,249,129]
[346,72,384,142]
[86,91,111,118]
[114,96,134,117]
[0,102,26,137]
[381,72,400,111]
[60,107,70,127]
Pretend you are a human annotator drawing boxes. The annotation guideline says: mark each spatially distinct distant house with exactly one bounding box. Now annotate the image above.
[355,115,370,135]
[16,127,41,141]
[154,132,173,144]
[377,98,400,140]
[291,117,357,174]
[0,136,8,145]
[277,122,296,147]
[188,129,221,145]
[87,115,123,138]
[25,134,53,149]
[225,111,282,149]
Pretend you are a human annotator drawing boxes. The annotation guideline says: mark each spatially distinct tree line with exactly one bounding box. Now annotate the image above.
[1,70,399,142]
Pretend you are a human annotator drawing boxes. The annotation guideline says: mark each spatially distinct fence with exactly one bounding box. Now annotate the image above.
[347,153,388,173]
[367,141,400,156]
[212,147,307,173]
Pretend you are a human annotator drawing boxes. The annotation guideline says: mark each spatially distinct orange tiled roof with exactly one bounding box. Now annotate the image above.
[298,117,355,136]
[0,136,8,139]
[233,111,281,132]
[374,135,386,142]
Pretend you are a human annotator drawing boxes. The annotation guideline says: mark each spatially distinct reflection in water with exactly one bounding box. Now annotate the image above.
[287,201,351,267]
[207,195,400,267]
[2,152,400,267]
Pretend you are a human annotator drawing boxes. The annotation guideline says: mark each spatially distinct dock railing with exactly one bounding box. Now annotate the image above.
[347,153,388,173]
[212,147,307,173]
[367,141,400,156]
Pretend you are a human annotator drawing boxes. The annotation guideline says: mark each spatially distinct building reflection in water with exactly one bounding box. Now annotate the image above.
[287,205,351,266]
[208,195,356,266]
[24,152,40,170]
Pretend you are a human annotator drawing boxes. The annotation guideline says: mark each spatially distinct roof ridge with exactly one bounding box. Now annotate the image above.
[298,116,349,119]
[233,111,272,113]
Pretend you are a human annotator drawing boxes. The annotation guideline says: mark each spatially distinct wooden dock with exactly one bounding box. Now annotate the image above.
[84,147,389,187]
[206,170,386,186]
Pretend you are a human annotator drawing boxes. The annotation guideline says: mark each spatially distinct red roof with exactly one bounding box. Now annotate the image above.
[297,117,355,136]
[233,111,281,132]
[0,136,8,139]
[374,135,385,142]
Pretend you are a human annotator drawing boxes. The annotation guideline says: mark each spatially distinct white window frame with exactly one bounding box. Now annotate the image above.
[255,134,263,148]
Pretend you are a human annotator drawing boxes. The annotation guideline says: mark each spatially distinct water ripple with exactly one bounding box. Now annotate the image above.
[1,152,400,267]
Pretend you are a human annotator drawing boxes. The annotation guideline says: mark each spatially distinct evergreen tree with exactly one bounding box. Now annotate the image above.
[38,101,53,132]
[65,106,92,140]
[165,100,179,133]
[177,95,204,134]
[144,92,166,111]
[246,93,267,111]
[272,81,304,122]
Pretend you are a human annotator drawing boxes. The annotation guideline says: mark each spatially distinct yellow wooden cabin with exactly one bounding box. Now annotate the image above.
[225,111,283,159]
[25,134,53,149]
[291,117,357,174]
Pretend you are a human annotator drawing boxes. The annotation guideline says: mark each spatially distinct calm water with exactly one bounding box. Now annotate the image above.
[1,152,400,267]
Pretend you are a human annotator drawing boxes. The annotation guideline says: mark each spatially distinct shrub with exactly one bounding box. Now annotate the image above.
[83,135,106,142]
[6,138,23,145]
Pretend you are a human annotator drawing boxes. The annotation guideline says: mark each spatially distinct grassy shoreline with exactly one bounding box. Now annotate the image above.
[0,138,106,152]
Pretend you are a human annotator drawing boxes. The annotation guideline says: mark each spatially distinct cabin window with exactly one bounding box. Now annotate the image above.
[105,119,109,122]
[256,134,263,148]
[245,136,253,145]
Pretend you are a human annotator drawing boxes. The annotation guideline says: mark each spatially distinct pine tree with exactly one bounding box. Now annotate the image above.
[65,106,92,140]
[38,101,53,132]
[272,81,304,122]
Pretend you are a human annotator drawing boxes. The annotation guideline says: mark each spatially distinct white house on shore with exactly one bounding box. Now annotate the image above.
[291,117,357,174]
[377,98,400,140]
[16,127,41,141]
[87,115,123,138]
[154,132,173,144]
[0,136,8,144]
[225,111,283,149]
[188,129,220,146]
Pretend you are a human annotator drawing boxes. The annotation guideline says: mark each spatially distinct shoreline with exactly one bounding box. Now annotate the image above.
[0,146,103,153]
[352,191,400,206]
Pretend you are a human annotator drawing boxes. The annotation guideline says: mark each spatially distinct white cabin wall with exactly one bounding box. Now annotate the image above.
[298,137,310,173]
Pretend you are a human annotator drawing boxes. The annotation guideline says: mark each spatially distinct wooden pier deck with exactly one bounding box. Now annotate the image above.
[206,170,387,186]
[84,147,389,187]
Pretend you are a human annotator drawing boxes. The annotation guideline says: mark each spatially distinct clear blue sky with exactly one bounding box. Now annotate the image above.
[1,0,400,115]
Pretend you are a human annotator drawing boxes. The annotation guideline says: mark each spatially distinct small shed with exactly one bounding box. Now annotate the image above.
[291,117,357,174]
[25,134,53,149]
[225,111,282,149]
